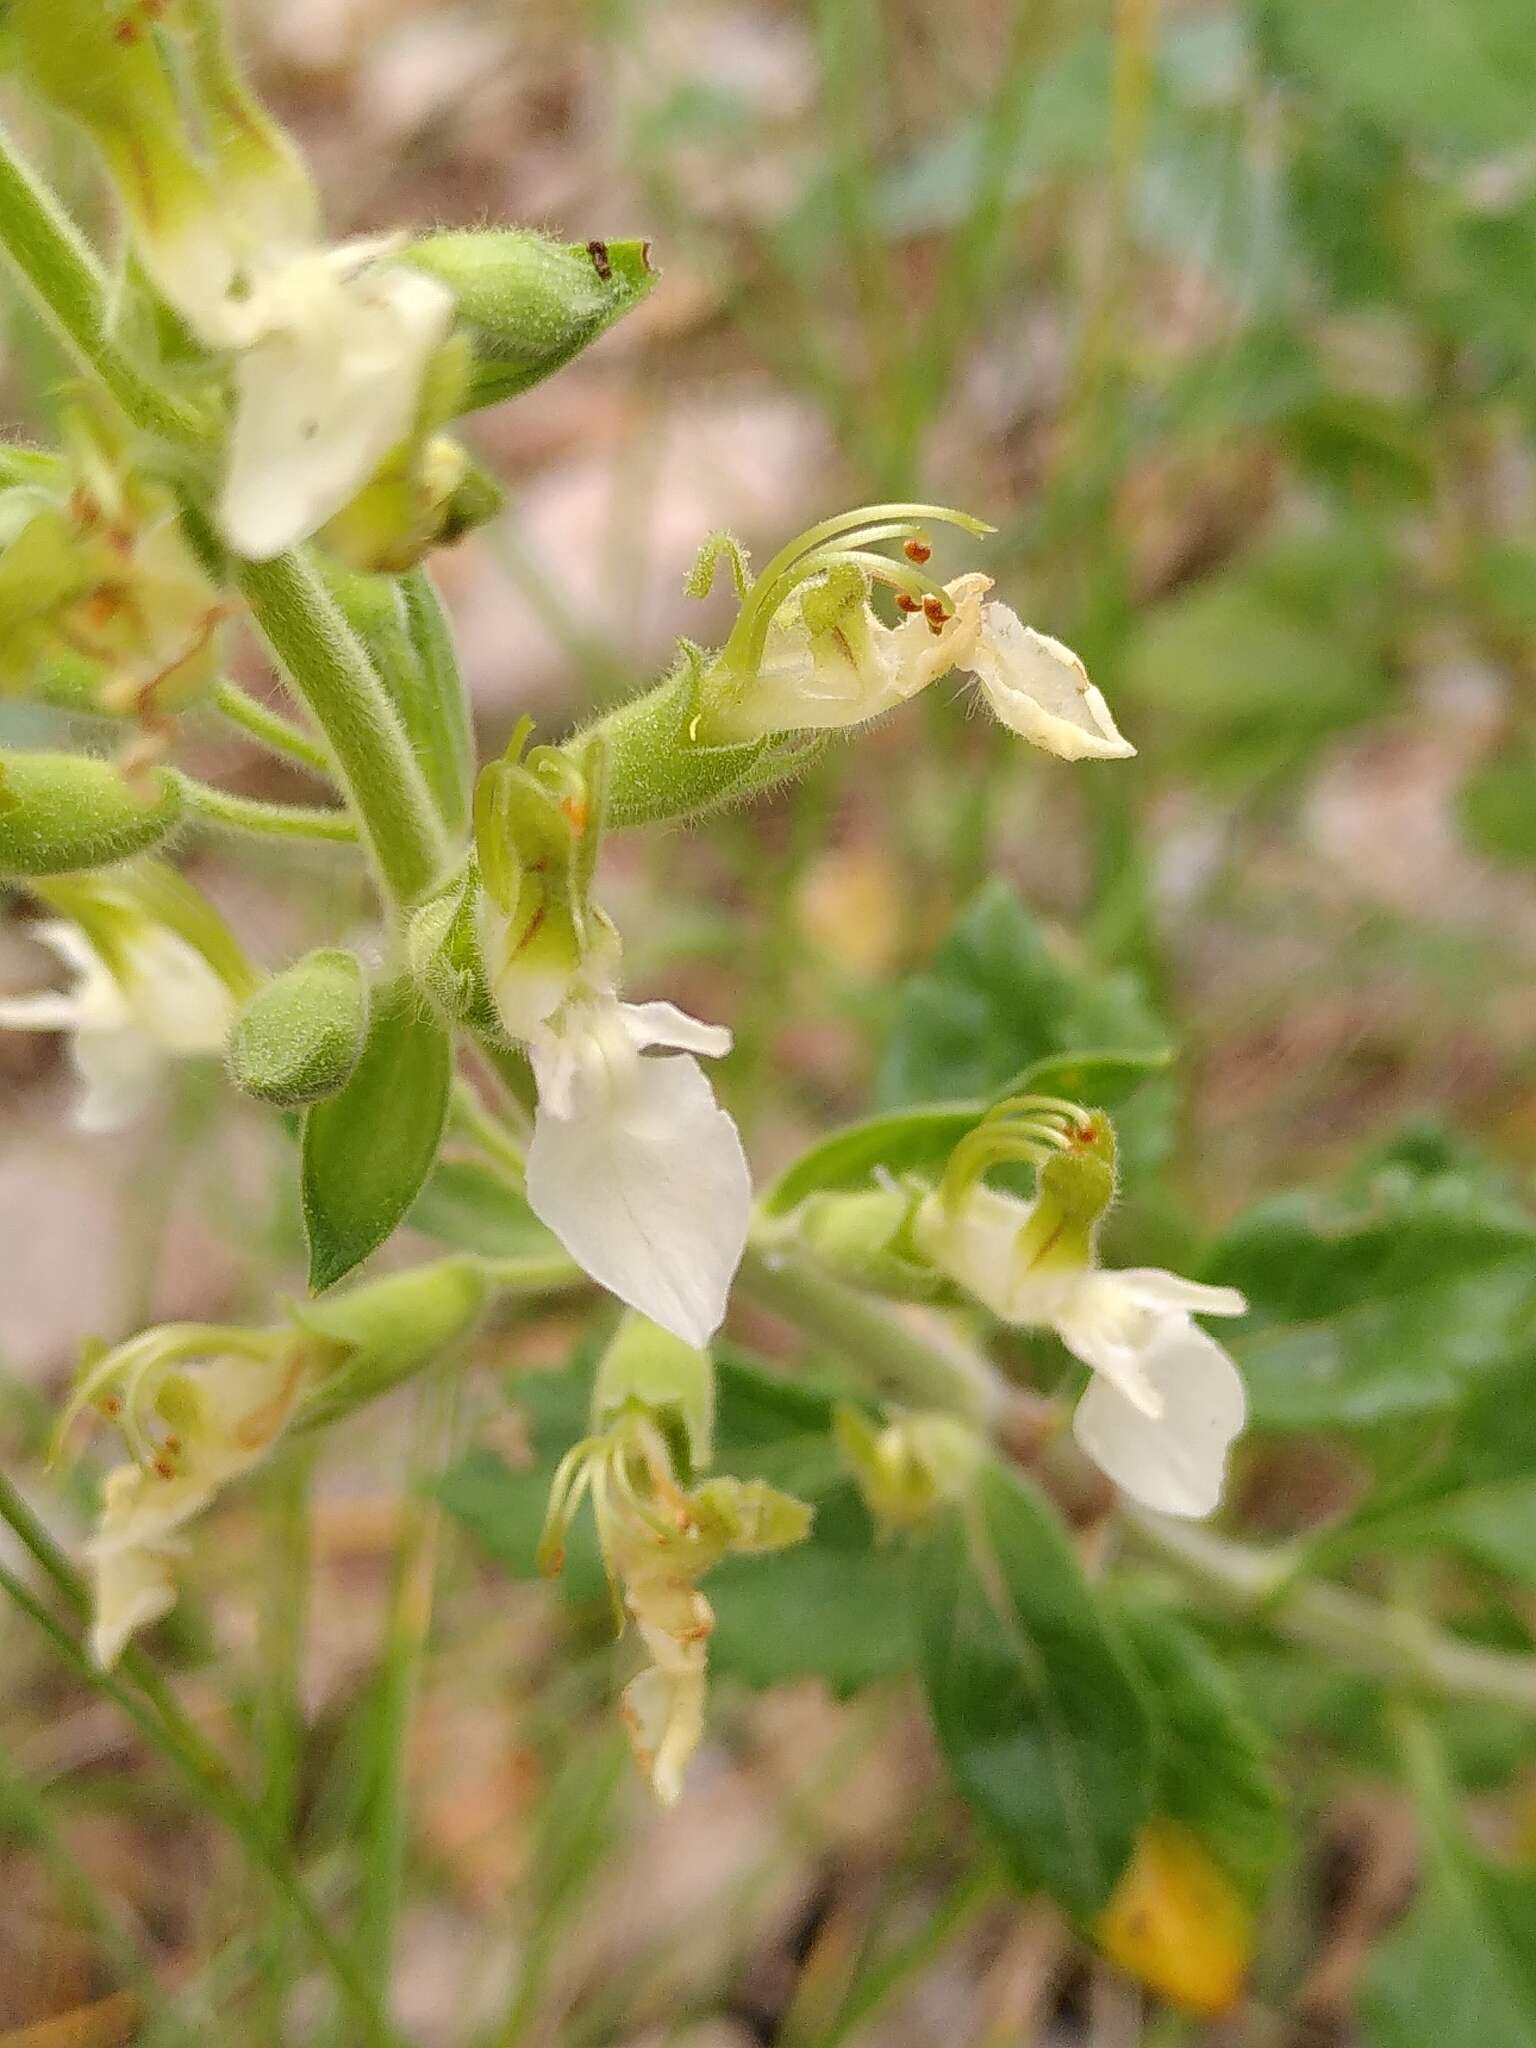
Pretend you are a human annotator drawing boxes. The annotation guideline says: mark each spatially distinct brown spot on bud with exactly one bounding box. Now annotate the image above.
[113,17,141,41]
[100,1394,123,1418]
[559,795,589,833]
[162,1435,182,1457]
[154,1457,176,1480]
[894,592,921,613]
[587,239,612,282]
[903,538,932,564]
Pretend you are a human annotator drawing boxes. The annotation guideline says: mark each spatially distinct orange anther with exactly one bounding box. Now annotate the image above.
[903,538,932,564]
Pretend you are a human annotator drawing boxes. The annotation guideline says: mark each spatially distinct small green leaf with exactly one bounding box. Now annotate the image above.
[301,975,451,1291]
[918,1461,1154,1917]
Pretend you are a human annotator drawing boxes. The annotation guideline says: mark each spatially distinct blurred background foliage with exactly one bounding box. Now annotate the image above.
[2,0,1536,2041]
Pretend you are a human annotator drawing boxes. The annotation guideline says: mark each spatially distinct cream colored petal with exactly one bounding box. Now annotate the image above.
[526,1046,751,1348]
[1072,1317,1246,1518]
[968,604,1135,761]
[912,1182,1040,1322]
[124,928,236,1056]
[1115,1269,1248,1320]
[219,254,454,559]
[621,999,733,1060]
[69,1024,169,1134]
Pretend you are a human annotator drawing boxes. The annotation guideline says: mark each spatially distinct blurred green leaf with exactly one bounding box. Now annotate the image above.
[1328,1345,1536,1586]
[1362,1834,1536,2046]
[408,1158,559,1260]
[878,882,1170,1164]
[1205,1139,1536,1431]
[1124,531,1395,776]
[1115,1600,1286,1900]
[1272,0,1536,154]
[917,1462,1154,1917]
[1458,744,1536,869]
[301,976,451,1291]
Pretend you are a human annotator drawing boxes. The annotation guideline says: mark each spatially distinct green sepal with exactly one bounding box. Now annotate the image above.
[579,644,823,829]
[229,947,369,1107]
[593,1313,716,1478]
[290,1256,490,1431]
[0,749,182,875]
[301,974,452,1291]
[403,230,658,414]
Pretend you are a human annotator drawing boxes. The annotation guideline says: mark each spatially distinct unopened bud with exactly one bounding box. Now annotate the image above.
[0,749,181,876]
[835,1404,983,1530]
[793,1186,944,1300]
[402,230,658,414]
[229,948,368,1106]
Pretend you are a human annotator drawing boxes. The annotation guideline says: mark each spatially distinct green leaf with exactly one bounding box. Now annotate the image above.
[1114,1601,1286,1900]
[301,975,451,1290]
[917,1462,1154,1917]
[708,1545,913,1695]
[1204,1138,1536,1431]
[1362,1840,1536,2047]
[878,881,1171,1170]
[1123,532,1393,780]
[1272,0,1536,154]
[1459,744,1536,869]
[1327,1345,1536,1586]
[407,1158,558,1261]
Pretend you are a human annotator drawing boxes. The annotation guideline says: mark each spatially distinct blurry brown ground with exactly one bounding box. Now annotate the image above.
[2,0,1535,2042]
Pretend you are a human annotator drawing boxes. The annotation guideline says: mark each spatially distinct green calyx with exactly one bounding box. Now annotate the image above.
[593,1313,716,1481]
[792,1184,949,1302]
[289,1258,490,1432]
[228,947,369,1106]
[0,750,182,876]
[402,230,658,415]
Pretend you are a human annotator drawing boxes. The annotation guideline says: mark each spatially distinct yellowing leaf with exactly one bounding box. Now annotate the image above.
[1094,1819,1252,2016]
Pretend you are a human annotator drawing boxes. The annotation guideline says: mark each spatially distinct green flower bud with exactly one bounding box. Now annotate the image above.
[402,230,658,414]
[593,1312,715,1478]
[0,750,182,876]
[834,1403,983,1531]
[290,1257,490,1431]
[228,947,369,1106]
[792,1185,948,1301]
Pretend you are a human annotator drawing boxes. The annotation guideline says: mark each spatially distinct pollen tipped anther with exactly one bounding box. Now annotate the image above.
[904,538,932,563]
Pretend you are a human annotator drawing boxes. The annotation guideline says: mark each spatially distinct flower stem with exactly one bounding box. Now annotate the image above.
[174,772,359,844]
[1121,1509,1536,1719]
[0,123,211,446]
[210,679,334,779]
[239,552,450,912]
[736,1244,1001,1427]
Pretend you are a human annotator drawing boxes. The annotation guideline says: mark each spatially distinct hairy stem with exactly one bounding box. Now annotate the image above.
[174,772,358,844]
[0,123,211,445]
[239,552,450,912]
[210,679,334,779]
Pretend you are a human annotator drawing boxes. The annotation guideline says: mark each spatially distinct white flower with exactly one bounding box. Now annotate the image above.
[0,919,235,1133]
[85,1346,305,1667]
[709,565,1133,762]
[213,243,454,562]
[915,1184,1246,1518]
[523,993,752,1349]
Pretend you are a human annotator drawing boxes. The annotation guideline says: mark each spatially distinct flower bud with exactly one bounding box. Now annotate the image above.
[319,435,504,576]
[228,947,368,1106]
[593,1313,715,1477]
[290,1257,490,1431]
[402,230,657,413]
[0,749,182,876]
[791,1185,946,1301]
[834,1404,983,1530]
